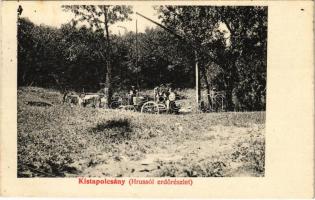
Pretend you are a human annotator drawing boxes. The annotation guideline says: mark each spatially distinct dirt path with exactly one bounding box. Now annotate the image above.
[74,125,264,177]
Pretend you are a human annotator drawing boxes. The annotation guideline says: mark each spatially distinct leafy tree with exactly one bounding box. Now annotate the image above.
[156,6,267,111]
[62,5,133,105]
[156,6,222,106]
[59,24,107,91]
[18,18,107,91]
[18,18,65,88]
[126,27,195,88]
[217,6,267,110]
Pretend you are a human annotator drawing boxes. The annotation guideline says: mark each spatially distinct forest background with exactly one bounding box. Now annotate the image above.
[17,5,267,111]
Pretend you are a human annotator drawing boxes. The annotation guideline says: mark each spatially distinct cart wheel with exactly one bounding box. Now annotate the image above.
[141,101,159,114]
[110,101,120,109]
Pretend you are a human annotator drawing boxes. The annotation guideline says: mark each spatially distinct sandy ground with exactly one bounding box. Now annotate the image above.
[76,124,264,177]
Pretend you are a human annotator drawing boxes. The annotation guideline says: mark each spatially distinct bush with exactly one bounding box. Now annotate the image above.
[231,134,265,174]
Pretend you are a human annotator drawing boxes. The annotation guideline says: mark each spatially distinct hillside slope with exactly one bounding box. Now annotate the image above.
[18,87,265,177]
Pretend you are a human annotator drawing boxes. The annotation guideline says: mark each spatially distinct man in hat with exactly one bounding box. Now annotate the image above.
[128,85,137,105]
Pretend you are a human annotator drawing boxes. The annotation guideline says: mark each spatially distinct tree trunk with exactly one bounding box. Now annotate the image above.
[200,64,212,110]
[104,7,112,107]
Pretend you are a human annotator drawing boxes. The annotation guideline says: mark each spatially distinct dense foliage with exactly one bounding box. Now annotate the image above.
[156,6,267,111]
[18,6,267,111]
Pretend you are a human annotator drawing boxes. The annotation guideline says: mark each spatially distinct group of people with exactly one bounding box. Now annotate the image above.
[64,84,179,112]
[126,84,179,112]
[154,84,178,112]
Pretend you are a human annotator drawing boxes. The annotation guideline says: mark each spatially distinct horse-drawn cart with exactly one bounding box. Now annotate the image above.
[140,99,179,114]
[110,91,180,114]
[64,87,180,114]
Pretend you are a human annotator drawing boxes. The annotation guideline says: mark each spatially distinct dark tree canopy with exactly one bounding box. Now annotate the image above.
[17,6,267,111]
[156,6,267,110]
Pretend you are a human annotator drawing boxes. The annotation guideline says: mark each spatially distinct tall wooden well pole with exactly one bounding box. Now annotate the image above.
[135,19,140,89]
[136,12,201,111]
[195,50,200,110]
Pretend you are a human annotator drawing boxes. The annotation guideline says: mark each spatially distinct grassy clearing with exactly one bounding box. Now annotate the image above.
[18,87,265,177]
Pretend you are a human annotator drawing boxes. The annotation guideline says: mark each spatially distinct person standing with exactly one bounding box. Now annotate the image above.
[166,88,176,112]
[154,86,160,102]
[128,85,137,105]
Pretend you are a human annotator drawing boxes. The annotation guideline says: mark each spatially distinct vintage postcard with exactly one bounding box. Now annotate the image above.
[0,0,314,198]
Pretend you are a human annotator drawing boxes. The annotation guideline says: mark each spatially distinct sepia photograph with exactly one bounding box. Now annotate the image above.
[0,0,313,197]
[16,4,268,178]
